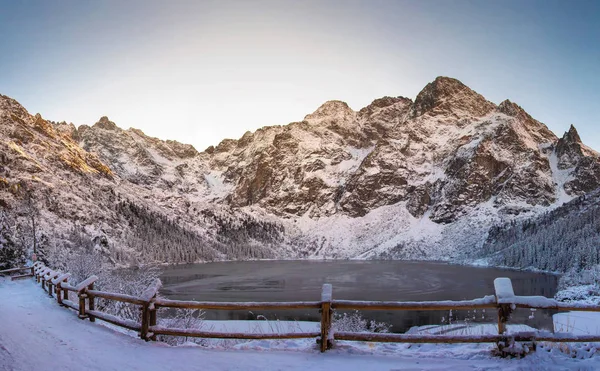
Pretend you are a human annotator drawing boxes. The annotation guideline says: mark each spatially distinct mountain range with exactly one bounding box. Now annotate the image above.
[1,76,599,265]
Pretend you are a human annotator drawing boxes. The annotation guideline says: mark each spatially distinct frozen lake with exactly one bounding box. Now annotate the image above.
[159,260,558,332]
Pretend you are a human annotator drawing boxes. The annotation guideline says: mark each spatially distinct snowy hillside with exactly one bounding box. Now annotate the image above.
[1,77,600,264]
[481,187,600,272]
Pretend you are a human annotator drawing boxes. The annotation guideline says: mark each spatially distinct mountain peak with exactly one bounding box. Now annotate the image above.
[498,99,527,117]
[412,76,496,118]
[563,124,582,144]
[358,96,412,116]
[0,93,29,118]
[93,116,119,131]
[555,124,585,170]
[497,99,544,127]
[434,76,464,85]
[304,100,355,123]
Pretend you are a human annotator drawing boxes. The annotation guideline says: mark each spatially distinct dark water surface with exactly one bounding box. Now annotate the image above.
[159,260,558,332]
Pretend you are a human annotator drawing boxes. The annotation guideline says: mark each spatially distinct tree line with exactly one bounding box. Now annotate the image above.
[481,189,600,273]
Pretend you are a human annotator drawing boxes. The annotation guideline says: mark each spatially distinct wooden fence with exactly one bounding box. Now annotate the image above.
[2,262,600,353]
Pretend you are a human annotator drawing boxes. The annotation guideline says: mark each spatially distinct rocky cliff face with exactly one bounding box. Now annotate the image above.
[2,77,600,262]
[196,77,599,225]
[0,95,285,265]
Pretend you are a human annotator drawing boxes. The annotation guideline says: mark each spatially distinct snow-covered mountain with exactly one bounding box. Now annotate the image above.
[1,77,599,263]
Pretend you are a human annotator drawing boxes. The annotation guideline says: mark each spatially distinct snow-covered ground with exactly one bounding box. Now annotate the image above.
[554,312,600,336]
[2,279,600,370]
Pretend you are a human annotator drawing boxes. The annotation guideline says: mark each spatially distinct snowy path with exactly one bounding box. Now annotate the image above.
[1,279,599,371]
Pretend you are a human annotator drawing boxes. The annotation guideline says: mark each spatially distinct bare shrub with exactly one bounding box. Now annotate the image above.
[96,265,162,322]
[46,242,162,322]
[157,308,211,346]
[333,310,391,333]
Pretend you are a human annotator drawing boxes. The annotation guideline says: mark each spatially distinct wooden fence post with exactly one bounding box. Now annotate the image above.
[56,282,64,305]
[88,282,96,322]
[76,275,98,320]
[140,279,162,341]
[63,278,70,303]
[46,271,59,298]
[494,277,515,352]
[52,273,71,306]
[48,277,54,297]
[320,283,333,352]
[78,292,87,319]
[149,303,157,341]
[41,268,51,290]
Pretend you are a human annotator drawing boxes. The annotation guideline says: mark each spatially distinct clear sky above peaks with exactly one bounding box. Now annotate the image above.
[1,0,599,151]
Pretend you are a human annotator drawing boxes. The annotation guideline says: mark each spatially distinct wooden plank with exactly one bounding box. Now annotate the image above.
[0,266,32,275]
[62,300,79,311]
[11,273,34,280]
[154,299,322,310]
[514,302,600,312]
[335,331,600,344]
[150,326,320,340]
[526,334,600,342]
[332,297,497,311]
[86,290,146,306]
[86,310,141,331]
[335,332,502,343]
[51,273,71,285]
[62,283,78,292]
[76,276,99,293]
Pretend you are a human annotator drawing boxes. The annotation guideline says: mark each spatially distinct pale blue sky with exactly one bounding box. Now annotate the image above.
[1,0,598,150]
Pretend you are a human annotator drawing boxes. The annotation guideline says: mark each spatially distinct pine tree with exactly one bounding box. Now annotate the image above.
[0,211,25,270]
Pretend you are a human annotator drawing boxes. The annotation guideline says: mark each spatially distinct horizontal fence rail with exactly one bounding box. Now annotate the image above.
[332,297,498,311]
[0,266,34,280]
[3,262,600,354]
[151,326,321,340]
[154,298,322,310]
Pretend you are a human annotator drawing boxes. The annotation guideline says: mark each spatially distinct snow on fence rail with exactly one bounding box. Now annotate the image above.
[2,263,600,353]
